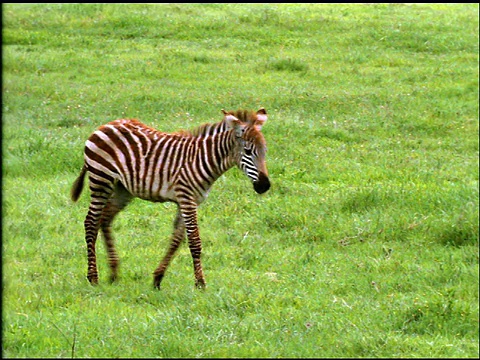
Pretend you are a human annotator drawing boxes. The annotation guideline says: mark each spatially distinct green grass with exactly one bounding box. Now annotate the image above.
[2,3,479,358]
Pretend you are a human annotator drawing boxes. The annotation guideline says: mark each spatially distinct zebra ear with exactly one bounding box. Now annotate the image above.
[223,110,239,128]
[223,111,246,137]
[254,108,268,131]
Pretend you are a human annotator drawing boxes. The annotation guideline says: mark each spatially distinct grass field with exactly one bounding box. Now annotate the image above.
[2,3,479,358]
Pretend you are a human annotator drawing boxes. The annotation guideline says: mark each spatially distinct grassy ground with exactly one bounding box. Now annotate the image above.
[2,3,479,358]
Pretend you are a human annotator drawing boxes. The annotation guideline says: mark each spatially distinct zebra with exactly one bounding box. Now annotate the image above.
[71,108,270,289]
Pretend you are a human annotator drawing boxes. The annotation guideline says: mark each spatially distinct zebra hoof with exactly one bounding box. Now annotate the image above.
[153,274,164,290]
[195,279,206,289]
[87,274,98,285]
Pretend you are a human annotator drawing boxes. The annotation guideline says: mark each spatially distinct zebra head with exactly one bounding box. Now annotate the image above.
[223,108,271,194]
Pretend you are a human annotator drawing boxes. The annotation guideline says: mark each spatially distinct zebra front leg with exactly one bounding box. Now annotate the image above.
[153,210,185,289]
[181,204,206,289]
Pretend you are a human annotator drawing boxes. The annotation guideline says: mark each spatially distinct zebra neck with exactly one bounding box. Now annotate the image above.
[197,127,237,180]
[219,129,238,173]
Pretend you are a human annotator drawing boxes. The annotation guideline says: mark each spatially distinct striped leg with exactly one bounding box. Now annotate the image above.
[84,183,114,285]
[153,209,185,289]
[100,183,132,283]
[180,202,206,289]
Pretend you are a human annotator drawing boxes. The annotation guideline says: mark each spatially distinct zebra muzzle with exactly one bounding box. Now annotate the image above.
[253,172,270,194]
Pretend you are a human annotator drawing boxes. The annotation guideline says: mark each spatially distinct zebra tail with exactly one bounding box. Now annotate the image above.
[71,165,87,202]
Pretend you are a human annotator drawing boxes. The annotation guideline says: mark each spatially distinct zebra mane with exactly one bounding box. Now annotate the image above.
[178,109,261,138]
[179,121,226,138]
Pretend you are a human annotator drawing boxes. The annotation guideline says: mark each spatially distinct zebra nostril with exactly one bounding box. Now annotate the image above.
[253,173,270,194]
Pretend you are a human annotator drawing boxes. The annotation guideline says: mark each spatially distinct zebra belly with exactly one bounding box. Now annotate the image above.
[126,180,177,203]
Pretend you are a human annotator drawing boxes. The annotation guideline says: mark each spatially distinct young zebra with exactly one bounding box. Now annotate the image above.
[71,108,270,289]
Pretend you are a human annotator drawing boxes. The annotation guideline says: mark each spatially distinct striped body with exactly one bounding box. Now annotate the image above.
[86,119,236,203]
[71,109,270,289]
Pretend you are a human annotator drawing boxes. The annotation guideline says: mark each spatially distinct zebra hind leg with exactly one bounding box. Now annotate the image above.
[100,182,133,283]
[153,209,185,289]
[84,183,114,285]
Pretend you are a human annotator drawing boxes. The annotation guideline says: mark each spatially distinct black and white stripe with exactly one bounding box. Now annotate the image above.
[71,109,270,289]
